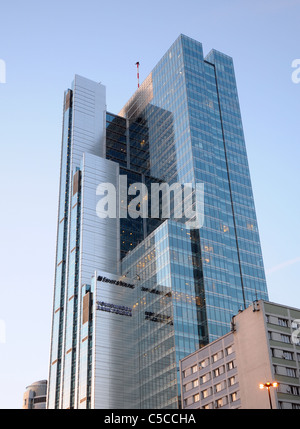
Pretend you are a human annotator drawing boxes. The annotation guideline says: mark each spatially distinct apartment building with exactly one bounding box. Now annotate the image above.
[180,300,300,409]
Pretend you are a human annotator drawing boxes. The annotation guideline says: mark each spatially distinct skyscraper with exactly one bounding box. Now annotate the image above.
[47,34,268,409]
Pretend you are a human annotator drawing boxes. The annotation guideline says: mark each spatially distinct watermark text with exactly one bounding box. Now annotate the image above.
[0,320,6,344]
[0,59,6,84]
[292,319,300,344]
[96,176,204,229]
[291,59,300,84]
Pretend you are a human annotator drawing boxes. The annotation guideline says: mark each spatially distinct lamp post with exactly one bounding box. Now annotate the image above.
[259,382,279,409]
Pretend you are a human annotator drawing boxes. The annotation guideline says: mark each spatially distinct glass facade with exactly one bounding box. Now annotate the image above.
[48,76,107,409]
[48,89,73,409]
[48,35,268,409]
[119,34,268,344]
[122,220,209,408]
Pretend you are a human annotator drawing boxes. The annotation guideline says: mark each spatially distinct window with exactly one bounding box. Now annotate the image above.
[212,351,223,363]
[281,334,291,344]
[216,396,228,408]
[292,404,300,409]
[268,331,272,340]
[215,383,222,393]
[192,365,198,374]
[226,345,233,356]
[184,368,191,378]
[291,386,300,396]
[283,351,293,360]
[272,348,294,360]
[203,403,213,409]
[278,318,288,327]
[184,382,192,392]
[193,393,200,403]
[227,360,235,371]
[202,387,212,399]
[200,372,211,384]
[216,398,223,408]
[213,366,225,378]
[286,368,297,378]
[33,396,46,404]
[199,358,209,369]
[214,368,220,377]
[230,392,238,402]
[215,381,226,393]
[229,376,236,386]
[192,379,199,388]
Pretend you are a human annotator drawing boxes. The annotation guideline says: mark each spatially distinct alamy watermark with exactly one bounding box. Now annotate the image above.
[292,319,300,345]
[96,176,205,229]
[291,59,300,84]
[0,320,6,344]
[0,59,6,84]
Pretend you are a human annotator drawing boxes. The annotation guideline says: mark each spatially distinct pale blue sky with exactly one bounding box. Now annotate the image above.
[0,0,299,409]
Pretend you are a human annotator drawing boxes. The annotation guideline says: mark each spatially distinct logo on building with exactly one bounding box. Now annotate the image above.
[97,275,135,289]
[96,301,132,317]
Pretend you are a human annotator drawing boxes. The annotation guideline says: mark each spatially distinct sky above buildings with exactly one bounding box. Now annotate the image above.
[0,0,299,409]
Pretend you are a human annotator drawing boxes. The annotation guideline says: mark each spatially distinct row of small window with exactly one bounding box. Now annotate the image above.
[273,365,298,379]
[33,396,47,404]
[184,374,237,394]
[266,315,291,328]
[279,402,300,410]
[183,346,234,377]
[278,384,300,396]
[271,348,300,362]
[184,362,236,390]
[268,331,299,345]
[185,391,239,408]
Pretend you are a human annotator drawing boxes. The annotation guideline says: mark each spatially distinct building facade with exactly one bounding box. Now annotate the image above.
[180,300,300,409]
[47,34,269,409]
[23,380,47,409]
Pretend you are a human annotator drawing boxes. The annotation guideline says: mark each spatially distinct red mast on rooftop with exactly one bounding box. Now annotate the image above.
[135,62,140,89]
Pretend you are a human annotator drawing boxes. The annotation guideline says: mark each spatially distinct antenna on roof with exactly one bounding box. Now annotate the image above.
[135,62,140,89]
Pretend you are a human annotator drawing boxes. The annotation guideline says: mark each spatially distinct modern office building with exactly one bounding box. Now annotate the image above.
[23,380,47,409]
[47,34,269,409]
[180,300,300,409]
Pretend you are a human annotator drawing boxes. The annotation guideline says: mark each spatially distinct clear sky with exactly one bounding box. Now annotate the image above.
[0,0,299,409]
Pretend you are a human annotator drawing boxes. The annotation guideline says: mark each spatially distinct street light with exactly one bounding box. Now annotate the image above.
[259,382,279,409]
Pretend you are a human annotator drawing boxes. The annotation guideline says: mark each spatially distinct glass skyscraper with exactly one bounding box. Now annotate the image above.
[47,34,268,409]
